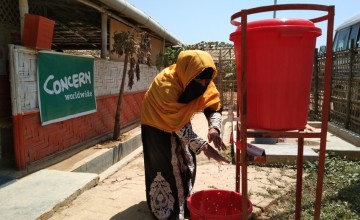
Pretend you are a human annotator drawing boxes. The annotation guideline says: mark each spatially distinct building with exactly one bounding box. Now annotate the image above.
[0,0,183,171]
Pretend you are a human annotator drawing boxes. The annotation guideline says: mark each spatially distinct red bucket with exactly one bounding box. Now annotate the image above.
[187,189,253,220]
[230,18,321,131]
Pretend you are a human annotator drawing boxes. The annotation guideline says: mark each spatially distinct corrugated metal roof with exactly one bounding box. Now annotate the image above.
[22,0,182,50]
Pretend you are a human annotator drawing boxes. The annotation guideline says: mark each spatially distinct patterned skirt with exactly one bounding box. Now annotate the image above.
[141,125,196,220]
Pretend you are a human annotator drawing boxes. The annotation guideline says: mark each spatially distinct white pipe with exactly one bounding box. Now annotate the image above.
[98,0,183,46]
[19,0,29,40]
[273,0,277,18]
[101,13,108,59]
[77,0,134,29]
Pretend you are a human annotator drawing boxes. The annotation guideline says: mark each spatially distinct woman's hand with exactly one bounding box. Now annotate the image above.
[202,144,230,164]
[304,124,317,132]
[207,128,227,151]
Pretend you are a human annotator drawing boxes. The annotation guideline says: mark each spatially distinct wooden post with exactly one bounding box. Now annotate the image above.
[19,0,29,40]
[345,41,354,129]
[313,48,319,115]
[101,13,108,59]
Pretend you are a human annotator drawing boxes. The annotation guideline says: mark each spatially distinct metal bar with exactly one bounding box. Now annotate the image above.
[231,4,332,26]
[310,15,329,23]
[295,137,304,220]
[273,0,277,18]
[240,10,248,220]
[345,45,354,128]
[235,58,241,193]
[235,147,240,192]
[314,5,335,220]
[246,130,322,138]
[235,119,241,192]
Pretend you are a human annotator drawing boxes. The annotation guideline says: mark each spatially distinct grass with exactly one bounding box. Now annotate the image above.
[256,154,360,220]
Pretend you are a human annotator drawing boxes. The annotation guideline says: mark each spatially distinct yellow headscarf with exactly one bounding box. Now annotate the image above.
[141,50,221,132]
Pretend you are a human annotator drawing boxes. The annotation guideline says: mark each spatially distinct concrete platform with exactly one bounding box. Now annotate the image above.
[48,127,142,174]
[0,169,98,220]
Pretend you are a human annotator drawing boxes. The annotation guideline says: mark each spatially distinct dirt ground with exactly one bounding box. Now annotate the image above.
[49,153,297,220]
[48,112,297,220]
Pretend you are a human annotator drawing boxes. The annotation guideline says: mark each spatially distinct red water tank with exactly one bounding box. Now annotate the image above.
[230,18,321,131]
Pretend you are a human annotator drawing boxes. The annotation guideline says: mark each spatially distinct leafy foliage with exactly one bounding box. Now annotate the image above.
[63,50,101,57]
[186,41,233,50]
[263,155,360,220]
[155,41,234,71]
[155,46,183,71]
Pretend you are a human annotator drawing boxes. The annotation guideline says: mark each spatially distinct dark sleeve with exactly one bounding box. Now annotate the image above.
[203,107,222,118]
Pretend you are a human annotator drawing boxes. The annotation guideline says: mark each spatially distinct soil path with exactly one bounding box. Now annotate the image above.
[48,112,297,220]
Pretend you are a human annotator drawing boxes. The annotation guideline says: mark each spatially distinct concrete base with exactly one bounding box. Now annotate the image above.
[258,144,319,165]
[49,128,142,174]
[0,169,98,220]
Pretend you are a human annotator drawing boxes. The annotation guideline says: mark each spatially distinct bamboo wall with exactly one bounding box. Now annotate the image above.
[213,47,360,135]
[310,48,360,134]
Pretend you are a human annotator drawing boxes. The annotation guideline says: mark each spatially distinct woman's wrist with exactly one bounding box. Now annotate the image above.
[197,143,208,155]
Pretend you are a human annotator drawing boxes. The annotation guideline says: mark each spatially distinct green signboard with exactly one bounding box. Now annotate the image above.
[38,52,96,125]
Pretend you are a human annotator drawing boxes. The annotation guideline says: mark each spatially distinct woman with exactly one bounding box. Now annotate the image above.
[141,50,229,219]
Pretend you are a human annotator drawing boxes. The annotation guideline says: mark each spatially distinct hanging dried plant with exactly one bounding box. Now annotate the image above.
[136,60,140,81]
[111,31,137,57]
[128,68,134,89]
[139,32,152,67]
[128,57,136,89]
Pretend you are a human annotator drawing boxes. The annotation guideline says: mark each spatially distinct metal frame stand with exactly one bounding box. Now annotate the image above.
[230,4,334,220]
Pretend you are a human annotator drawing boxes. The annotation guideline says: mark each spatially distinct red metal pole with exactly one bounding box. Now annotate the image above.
[314,6,334,220]
[240,10,248,220]
[235,143,240,192]
[235,77,241,193]
[295,137,304,220]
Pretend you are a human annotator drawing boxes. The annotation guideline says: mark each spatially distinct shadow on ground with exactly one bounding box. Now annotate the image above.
[110,201,154,220]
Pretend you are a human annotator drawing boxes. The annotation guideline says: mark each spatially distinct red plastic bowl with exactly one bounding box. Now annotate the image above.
[187,189,253,220]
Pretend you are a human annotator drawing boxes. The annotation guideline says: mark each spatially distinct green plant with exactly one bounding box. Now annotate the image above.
[186,41,233,50]
[263,155,360,220]
[155,46,183,71]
